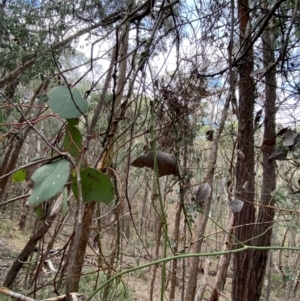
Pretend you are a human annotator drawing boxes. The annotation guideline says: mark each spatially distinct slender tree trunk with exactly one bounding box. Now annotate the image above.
[169,139,188,300]
[209,213,235,301]
[232,0,256,299]
[0,81,48,201]
[66,23,130,297]
[195,258,210,301]
[184,97,230,301]
[246,19,277,301]
[3,193,62,288]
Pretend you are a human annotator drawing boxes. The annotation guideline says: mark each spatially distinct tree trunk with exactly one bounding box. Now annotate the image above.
[246,18,277,301]
[185,97,230,301]
[232,0,256,299]
[209,213,235,301]
[66,23,130,297]
[3,193,62,288]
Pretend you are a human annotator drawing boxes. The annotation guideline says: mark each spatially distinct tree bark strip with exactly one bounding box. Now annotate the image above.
[246,19,277,301]
[232,0,256,299]
[184,97,230,301]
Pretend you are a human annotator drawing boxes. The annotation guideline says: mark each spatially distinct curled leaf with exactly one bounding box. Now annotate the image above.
[63,121,83,158]
[276,127,289,137]
[294,134,300,144]
[229,198,244,213]
[268,150,288,161]
[195,182,211,207]
[131,151,179,177]
[250,68,267,77]
[282,129,298,146]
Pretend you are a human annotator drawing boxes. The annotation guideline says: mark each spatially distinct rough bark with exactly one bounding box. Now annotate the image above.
[246,20,277,301]
[232,0,256,299]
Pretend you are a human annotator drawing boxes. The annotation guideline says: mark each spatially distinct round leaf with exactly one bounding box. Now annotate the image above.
[268,150,288,161]
[282,129,298,146]
[28,159,70,205]
[229,198,244,213]
[48,86,88,119]
[72,168,114,204]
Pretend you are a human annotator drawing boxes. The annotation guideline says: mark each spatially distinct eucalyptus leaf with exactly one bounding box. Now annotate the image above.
[294,134,300,144]
[72,168,114,204]
[131,151,179,177]
[48,86,88,119]
[250,68,266,77]
[229,198,244,213]
[63,122,83,158]
[0,108,3,124]
[268,150,288,161]
[28,159,70,205]
[195,182,211,207]
[282,129,298,146]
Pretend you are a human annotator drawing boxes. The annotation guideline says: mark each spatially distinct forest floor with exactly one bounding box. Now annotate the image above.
[0,212,298,301]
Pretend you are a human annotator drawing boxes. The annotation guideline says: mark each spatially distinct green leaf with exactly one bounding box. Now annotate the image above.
[28,159,70,206]
[34,205,46,220]
[0,108,3,124]
[48,86,88,119]
[67,118,79,126]
[12,169,27,182]
[72,168,114,205]
[63,122,83,158]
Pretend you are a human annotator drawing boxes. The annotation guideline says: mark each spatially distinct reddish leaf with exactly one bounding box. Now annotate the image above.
[131,151,179,177]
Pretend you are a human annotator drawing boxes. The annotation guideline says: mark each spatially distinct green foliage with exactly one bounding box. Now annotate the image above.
[63,120,83,158]
[33,204,46,220]
[12,169,27,182]
[28,159,70,205]
[48,86,88,119]
[72,167,114,204]
[80,271,132,301]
